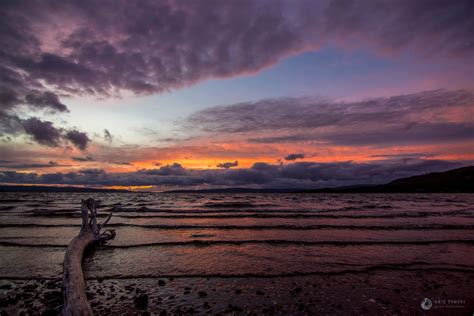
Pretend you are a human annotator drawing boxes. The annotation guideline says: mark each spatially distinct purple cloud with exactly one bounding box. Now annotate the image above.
[217,161,239,169]
[64,130,90,150]
[188,90,474,147]
[21,117,62,147]
[71,156,94,162]
[0,158,467,189]
[25,91,68,112]
[1,0,473,107]
[1,1,473,155]
[18,117,91,150]
[0,160,70,169]
[284,154,304,161]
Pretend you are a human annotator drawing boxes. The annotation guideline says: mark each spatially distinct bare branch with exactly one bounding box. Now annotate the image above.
[98,211,113,232]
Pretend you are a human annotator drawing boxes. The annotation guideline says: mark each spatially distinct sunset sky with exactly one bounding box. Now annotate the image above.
[1,0,473,190]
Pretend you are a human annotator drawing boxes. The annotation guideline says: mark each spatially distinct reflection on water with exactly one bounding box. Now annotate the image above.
[0,192,473,279]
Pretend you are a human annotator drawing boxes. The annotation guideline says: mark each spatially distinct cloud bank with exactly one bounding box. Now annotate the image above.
[0,158,467,190]
[2,0,473,101]
[187,89,474,147]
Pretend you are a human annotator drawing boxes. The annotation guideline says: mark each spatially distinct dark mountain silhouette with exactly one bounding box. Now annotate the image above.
[297,166,474,193]
[166,166,474,193]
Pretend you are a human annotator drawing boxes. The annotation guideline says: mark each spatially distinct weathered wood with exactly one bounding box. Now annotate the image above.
[62,198,115,316]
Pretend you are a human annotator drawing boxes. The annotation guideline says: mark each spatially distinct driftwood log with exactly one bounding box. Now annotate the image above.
[62,198,116,316]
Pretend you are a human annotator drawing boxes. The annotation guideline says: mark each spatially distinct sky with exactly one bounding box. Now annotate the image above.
[0,0,473,190]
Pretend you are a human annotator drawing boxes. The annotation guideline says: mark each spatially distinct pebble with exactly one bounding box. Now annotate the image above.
[134,294,149,309]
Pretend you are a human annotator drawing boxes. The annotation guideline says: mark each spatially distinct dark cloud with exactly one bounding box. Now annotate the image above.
[370,153,437,159]
[64,130,90,150]
[104,129,112,143]
[0,0,472,109]
[0,158,467,189]
[139,163,187,176]
[18,117,91,149]
[0,160,70,169]
[216,161,239,169]
[20,117,62,147]
[1,1,473,154]
[71,156,94,162]
[284,154,304,161]
[109,161,132,165]
[25,91,68,112]
[77,168,106,175]
[188,90,474,147]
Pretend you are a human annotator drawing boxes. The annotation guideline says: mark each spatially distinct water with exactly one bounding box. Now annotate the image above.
[1,192,473,313]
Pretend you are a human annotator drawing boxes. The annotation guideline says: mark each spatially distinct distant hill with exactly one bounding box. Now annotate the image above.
[165,166,474,193]
[0,185,131,193]
[166,187,295,193]
[381,166,474,192]
[297,166,474,193]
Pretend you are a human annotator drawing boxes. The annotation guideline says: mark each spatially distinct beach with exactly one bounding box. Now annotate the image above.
[1,192,473,314]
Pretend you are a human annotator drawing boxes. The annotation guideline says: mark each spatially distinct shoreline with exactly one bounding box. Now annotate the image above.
[2,270,473,314]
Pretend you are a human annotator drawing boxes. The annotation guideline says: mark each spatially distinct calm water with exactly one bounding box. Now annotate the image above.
[1,192,473,280]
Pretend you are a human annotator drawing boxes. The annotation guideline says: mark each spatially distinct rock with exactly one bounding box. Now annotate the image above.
[158,280,166,286]
[186,307,196,314]
[8,295,18,305]
[256,290,264,295]
[198,291,207,298]
[235,289,242,294]
[0,296,9,308]
[134,294,149,309]
[22,284,36,292]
